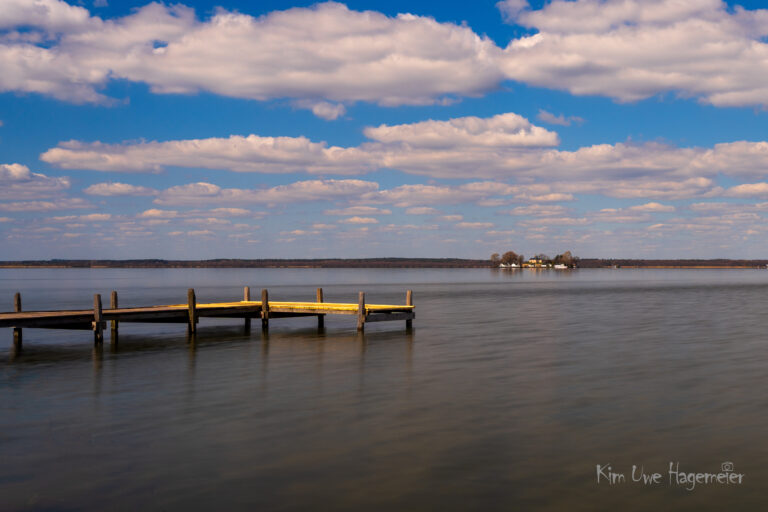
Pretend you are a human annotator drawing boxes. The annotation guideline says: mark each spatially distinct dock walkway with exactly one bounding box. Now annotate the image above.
[2,287,414,348]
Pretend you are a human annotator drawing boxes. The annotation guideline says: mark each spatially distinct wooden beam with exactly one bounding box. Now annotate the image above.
[244,286,251,333]
[357,291,365,332]
[50,322,96,330]
[187,288,197,333]
[110,290,118,335]
[406,289,413,329]
[261,289,269,330]
[93,294,104,344]
[316,287,325,329]
[13,292,21,349]
[365,312,414,323]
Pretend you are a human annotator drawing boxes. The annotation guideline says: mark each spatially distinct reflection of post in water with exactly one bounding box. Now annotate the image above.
[92,341,104,399]
[314,329,326,383]
[405,328,414,394]
[405,328,414,356]
[186,332,197,397]
[187,331,197,366]
[109,331,119,354]
[261,327,270,355]
[92,341,103,372]
[9,341,22,362]
[258,329,270,398]
[356,330,367,355]
[356,330,367,392]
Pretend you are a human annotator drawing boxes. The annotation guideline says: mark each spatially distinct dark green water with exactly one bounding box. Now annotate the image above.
[1,268,767,510]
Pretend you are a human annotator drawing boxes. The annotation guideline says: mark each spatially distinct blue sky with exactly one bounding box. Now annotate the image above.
[2,0,768,260]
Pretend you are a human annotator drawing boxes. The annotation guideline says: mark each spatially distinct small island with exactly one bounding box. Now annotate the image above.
[490,251,578,269]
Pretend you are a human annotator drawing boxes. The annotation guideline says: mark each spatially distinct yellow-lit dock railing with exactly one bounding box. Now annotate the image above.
[1,287,414,348]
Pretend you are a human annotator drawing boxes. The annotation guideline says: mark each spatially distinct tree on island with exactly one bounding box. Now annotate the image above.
[491,251,527,267]
[501,251,520,265]
[553,251,577,267]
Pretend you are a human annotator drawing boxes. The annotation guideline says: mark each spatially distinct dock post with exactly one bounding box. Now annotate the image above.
[93,294,104,344]
[357,292,365,332]
[244,286,251,334]
[406,289,413,330]
[110,290,119,338]
[13,292,22,349]
[187,288,197,334]
[316,287,325,330]
[261,289,269,331]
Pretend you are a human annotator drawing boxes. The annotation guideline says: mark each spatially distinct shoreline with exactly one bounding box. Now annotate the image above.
[1,258,767,270]
[2,264,767,270]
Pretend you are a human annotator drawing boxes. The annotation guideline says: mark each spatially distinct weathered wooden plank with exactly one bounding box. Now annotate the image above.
[269,306,357,315]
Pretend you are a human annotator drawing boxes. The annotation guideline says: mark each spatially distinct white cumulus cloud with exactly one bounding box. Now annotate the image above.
[1,1,502,107]
[500,0,768,107]
[83,182,157,196]
[154,179,379,206]
[0,163,71,199]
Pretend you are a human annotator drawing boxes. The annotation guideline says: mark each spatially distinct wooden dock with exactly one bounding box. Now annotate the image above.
[1,287,414,349]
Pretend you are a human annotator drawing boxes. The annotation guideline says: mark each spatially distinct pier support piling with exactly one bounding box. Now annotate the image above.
[187,288,197,334]
[261,289,269,331]
[317,288,325,330]
[13,292,22,349]
[406,290,413,330]
[110,290,118,339]
[93,294,104,344]
[357,292,366,332]
[244,286,251,334]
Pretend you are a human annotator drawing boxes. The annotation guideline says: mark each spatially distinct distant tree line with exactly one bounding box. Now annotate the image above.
[576,258,768,268]
[0,258,491,269]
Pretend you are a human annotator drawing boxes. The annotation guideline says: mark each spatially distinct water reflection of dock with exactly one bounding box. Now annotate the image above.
[1,287,414,349]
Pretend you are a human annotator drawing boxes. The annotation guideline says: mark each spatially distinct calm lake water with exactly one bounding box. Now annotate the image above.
[2,268,768,511]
